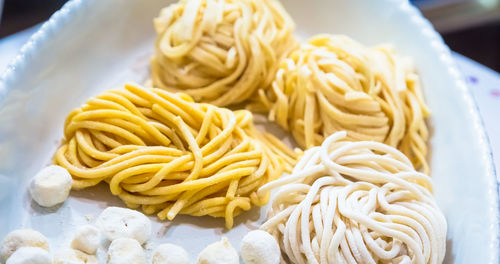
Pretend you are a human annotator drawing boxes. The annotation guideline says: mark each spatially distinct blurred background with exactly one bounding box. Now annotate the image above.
[0,0,499,71]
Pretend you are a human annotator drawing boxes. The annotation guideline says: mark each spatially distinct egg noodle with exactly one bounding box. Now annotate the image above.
[151,0,297,106]
[259,131,446,264]
[258,35,430,173]
[54,84,297,229]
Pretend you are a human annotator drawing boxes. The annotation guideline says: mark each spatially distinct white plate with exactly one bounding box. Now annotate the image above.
[0,0,497,263]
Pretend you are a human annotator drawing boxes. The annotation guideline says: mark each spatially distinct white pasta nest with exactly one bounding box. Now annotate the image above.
[259,131,446,264]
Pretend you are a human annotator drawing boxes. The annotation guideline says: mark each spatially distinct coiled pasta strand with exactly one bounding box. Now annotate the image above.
[259,131,446,264]
[55,83,298,229]
[258,35,430,173]
[151,0,297,106]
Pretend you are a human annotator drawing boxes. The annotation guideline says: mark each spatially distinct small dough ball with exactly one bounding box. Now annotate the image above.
[152,243,189,264]
[1,229,49,261]
[53,248,97,264]
[96,207,151,244]
[70,225,101,254]
[29,165,73,207]
[6,246,51,264]
[240,230,280,264]
[197,237,238,264]
[107,238,146,264]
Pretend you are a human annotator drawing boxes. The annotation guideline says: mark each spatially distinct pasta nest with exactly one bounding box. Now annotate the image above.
[259,34,430,173]
[55,84,297,229]
[259,131,446,264]
[151,0,297,106]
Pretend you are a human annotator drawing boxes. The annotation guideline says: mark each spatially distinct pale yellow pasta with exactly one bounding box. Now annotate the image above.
[258,34,430,173]
[151,0,297,106]
[54,83,298,229]
[259,131,446,264]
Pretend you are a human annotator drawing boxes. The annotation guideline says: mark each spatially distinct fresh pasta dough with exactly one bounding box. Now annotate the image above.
[258,34,430,173]
[259,131,446,264]
[151,0,297,106]
[54,84,297,229]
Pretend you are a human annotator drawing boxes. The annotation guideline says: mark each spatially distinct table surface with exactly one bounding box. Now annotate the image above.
[1,27,500,184]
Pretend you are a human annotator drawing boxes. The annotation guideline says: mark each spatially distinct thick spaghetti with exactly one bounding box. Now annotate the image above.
[259,35,430,173]
[151,0,297,106]
[259,131,446,263]
[54,84,297,229]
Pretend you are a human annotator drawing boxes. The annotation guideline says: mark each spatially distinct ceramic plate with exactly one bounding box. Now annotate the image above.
[0,0,497,263]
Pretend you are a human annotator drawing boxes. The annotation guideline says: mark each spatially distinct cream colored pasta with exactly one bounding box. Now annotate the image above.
[54,84,297,229]
[259,131,446,264]
[151,0,297,106]
[258,35,430,173]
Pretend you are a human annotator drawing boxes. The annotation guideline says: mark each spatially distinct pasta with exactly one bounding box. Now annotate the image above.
[259,131,446,264]
[258,35,430,173]
[54,83,297,229]
[151,0,297,106]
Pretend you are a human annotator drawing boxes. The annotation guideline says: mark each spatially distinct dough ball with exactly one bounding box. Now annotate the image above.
[6,246,51,264]
[107,238,146,264]
[240,230,280,264]
[96,207,151,244]
[1,229,49,262]
[53,248,97,264]
[71,225,101,254]
[197,237,238,264]
[152,243,189,264]
[29,165,72,207]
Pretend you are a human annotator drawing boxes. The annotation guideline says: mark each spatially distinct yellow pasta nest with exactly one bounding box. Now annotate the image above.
[259,34,430,173]
[259,132,446,263]
[54,84,297,229]
[151,0,297,106]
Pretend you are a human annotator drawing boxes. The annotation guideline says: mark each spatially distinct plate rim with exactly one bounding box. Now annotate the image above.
[0,0,497,262]
[392,1,499,262]
[0,0,87,104]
